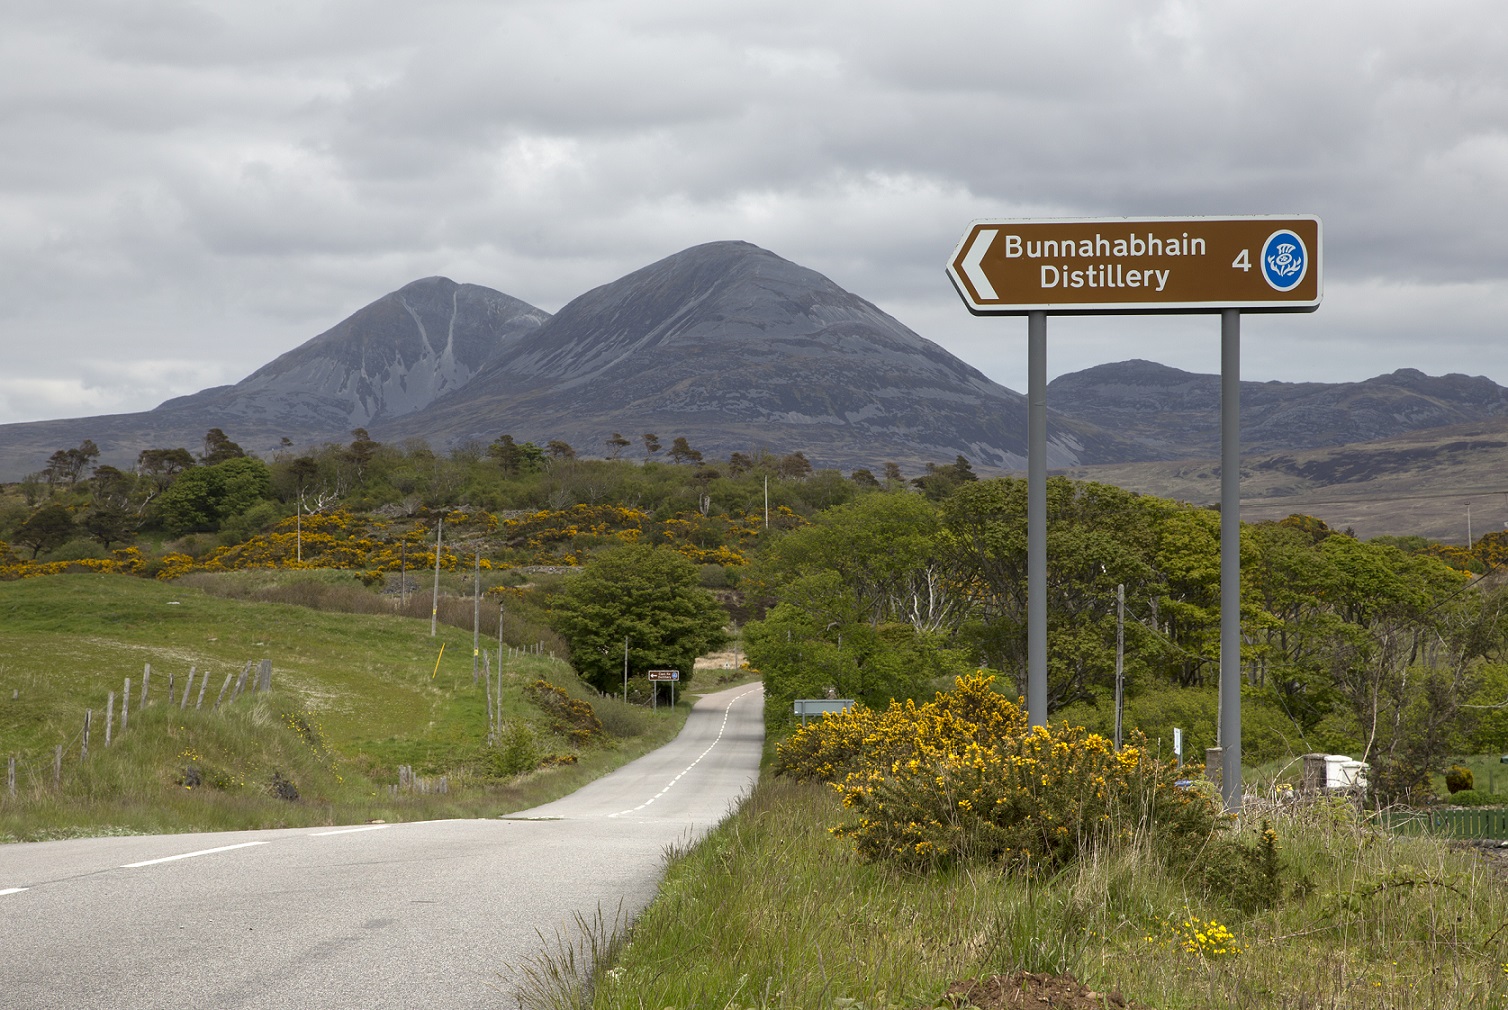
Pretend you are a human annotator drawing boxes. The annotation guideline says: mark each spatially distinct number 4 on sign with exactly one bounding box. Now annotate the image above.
[1232,248,1252,271]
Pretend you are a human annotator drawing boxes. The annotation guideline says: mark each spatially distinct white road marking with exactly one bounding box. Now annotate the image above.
[310,825,391,837]
[0,887,28,896]
[609,686,760,818]
[121,841,267,868]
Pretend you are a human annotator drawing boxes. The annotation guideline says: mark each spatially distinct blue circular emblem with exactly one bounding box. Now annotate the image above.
[1261,229,1307,292]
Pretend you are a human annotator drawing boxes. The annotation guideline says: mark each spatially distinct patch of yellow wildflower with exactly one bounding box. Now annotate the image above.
[0,546,148,580]
[1173,916,1241,959]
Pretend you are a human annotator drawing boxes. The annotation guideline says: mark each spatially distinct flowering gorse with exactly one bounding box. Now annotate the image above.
[777,673,1220,872]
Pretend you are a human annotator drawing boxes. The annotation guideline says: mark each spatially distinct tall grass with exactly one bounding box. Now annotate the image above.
[0,574,688,841]
[578,780,1508,1010]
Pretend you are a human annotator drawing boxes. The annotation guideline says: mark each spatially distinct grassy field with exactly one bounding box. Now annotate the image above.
[0,573,695,841]
[567,779,1508,1010]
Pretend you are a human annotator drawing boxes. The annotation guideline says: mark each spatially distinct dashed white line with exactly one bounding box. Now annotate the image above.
[121,841,268,868]
[609,686,760,818]
[310,825,391,837]
[0,887,28,896]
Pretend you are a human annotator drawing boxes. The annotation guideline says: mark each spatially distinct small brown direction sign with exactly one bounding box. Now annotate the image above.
[947,215,1321,315]
[647,669,680,682]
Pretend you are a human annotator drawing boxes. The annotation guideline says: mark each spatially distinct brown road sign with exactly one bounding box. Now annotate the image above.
[647,669,680,681]
[947,215,1321,315]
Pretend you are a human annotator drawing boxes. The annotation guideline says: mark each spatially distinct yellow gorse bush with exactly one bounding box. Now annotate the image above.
[776,673,1220,872]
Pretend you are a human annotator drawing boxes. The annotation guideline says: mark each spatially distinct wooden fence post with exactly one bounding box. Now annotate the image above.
[141,664,151,707]
[7,755,14,799]
[106,691,115,747]
[180,668,194,709]
[82,710,92,760]
[196,671,210,709]
[257,659,272,693]
[166,672,175,706]
[231,661,252,701]
[122,677,130,734]
[214,671,233,710]
[482,650,493,741]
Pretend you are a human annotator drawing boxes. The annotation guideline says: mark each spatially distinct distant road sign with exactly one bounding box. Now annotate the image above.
[947,215,1321,315]
[647,669,680,682]
[793,699,853,717]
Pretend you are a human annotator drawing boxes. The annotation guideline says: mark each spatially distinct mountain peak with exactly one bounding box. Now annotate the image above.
[379,242,1137,470]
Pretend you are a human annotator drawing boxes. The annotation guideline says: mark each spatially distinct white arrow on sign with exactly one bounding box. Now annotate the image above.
[961,228,998,301]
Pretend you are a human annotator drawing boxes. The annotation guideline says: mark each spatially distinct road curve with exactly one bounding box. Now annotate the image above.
[0,682,763,1009]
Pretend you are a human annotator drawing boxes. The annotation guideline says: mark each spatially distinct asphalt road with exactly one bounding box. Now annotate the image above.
[0,682,764,1009]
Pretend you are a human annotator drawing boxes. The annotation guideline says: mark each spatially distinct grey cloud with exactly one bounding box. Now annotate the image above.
[2,0,1507,426]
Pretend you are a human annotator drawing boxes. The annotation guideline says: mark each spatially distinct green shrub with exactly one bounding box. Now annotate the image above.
[1442,788,1506,807]
[486,722,540,778]
[1199,820,1284,913]
[527,679,604,746]
[1445,763,1474,793]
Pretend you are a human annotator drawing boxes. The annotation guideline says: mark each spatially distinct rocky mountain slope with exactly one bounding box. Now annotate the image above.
[0,278,547,478]
[376,241,1127,470]
[163,277,548,431]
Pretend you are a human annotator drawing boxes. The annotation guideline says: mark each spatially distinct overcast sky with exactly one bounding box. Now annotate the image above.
[2,1,1505,426]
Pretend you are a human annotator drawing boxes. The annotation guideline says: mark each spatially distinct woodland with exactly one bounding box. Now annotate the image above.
[3,426,1507,804]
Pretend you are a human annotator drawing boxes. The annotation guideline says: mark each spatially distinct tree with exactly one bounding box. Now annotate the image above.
[641,433,662,462]
[345,429,380,478]
[668,437,702,465]
[155,457,273,534]
[911,455,979,500]
[605,432,632,459]
[15,504,76,558]
[745,492,971,719]
[81,505,135,550]
[200,428,246,465]
[488,434,545,476]
[137,447,195,491]
[81,465,143,548]
[546,440,577,462]
[550,544,728,695]
[728,452,753,476]
[777,452,812,480]
[850,468,881,490]
[42,440,100,488]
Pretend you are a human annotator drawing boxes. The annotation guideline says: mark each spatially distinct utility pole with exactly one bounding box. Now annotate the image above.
[1114,583,1125,751]
[472,552,481,683]
[430,516,442,637]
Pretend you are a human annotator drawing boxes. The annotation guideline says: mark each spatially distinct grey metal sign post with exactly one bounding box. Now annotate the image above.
[948,215,1322,810]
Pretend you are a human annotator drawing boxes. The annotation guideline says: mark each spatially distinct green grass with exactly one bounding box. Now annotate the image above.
[578,781,1508,1010]
[0,573,691,841]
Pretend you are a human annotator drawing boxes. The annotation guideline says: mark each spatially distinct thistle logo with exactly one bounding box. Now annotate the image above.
[1261,229,1307,291]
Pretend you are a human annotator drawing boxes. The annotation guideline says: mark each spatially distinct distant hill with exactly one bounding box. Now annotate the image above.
[1049,359,1508,459]
[1063,417,1508,543]
[0,278,547,479]
[375,241,1128,471]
